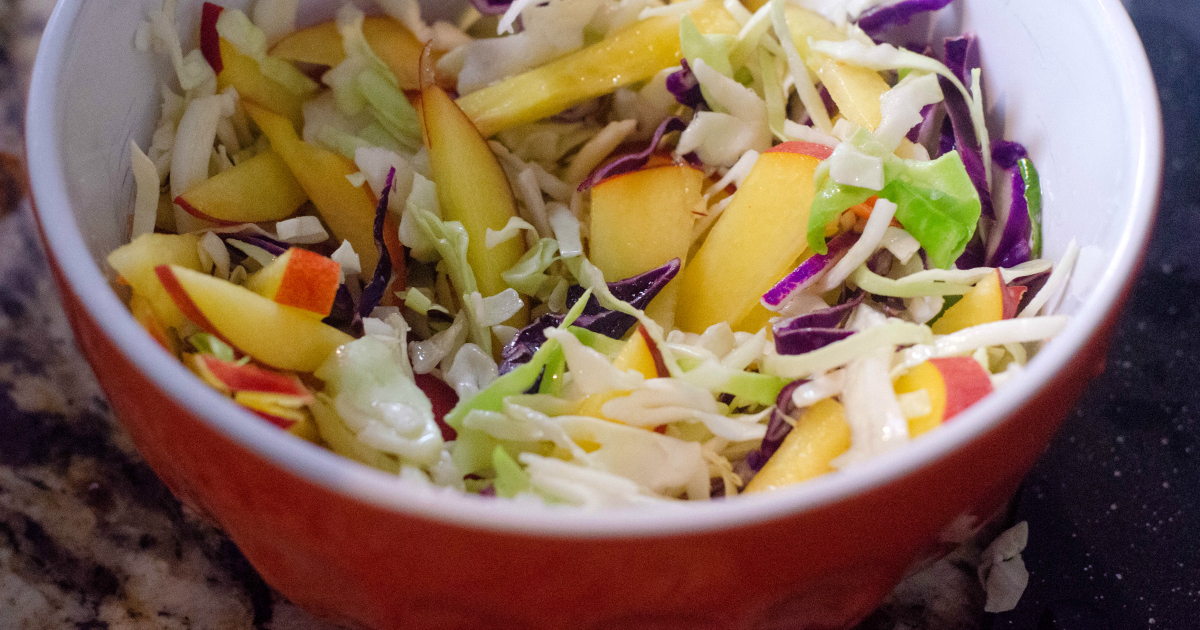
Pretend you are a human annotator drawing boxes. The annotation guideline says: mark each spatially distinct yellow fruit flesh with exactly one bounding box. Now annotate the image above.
[577,332,660,420]
[217,39,306,130]
[590,165,703,326]
[816,59,890,131]
[245,103,380,272]
[108,233,203,330]
[785,7,891,131]
[456,0,740,136]
[421,85,527,304]
[178,150,307,223]
[744,398,850,493]
[269,17,424,89]
[892,360,948,437]
[931,270,1004,335]
[165,265,352,373]
[674,152,820,333]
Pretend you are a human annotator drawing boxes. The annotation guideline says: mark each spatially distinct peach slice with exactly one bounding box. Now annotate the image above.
[175,150,307,225]
[269,16,425,90]
[420,83,526,305]
[243,248,341,317]
[245,102,379,272]
[931,269,1004,335]
[674,151,820,333]
[216,38,306,130]
[894,357,994,437]
[129,292,175,352]
[743,398,851,493]
[782,6,892,131]
[455,0,739,136]
[190,353,312,400]
[156,264,353,372]
[577,327,667,421]
[108,233,204,330]
[590,165,703,325]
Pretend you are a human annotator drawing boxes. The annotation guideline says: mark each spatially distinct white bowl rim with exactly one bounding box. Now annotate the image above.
[25,0,1162,538]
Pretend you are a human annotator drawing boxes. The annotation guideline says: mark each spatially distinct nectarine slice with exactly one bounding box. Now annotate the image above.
[244,248,341,317]
[270,17,425,90]
[931,269,1004,335]
[216,39,307,130]
[894,357,993,437]
[245,102,380,272]
[157,264,352,372]
[674,151,820,333]
[176,150,307,224]
[743,398,851,493]
[420,83,527,305]
[108,233,204,330]
[590,165,702,325]
[455,0,740,136]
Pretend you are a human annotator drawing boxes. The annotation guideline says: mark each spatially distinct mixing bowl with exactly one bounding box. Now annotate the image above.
[25,0,1161,628]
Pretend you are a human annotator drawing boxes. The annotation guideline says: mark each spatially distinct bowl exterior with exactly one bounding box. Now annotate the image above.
[38,211,1124,629]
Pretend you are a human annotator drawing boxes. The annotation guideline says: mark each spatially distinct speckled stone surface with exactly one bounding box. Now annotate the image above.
[1,0,1193,628]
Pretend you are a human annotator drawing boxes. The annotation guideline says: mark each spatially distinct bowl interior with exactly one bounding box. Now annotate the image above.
[26,0,1161,533]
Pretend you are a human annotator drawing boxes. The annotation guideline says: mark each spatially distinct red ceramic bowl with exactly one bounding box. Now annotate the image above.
[25,1,1161,628]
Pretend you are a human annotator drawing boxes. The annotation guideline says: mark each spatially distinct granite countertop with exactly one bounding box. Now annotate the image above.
[1,0,1197,628]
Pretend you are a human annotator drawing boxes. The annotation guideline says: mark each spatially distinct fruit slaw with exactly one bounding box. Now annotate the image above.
[108,0,1078,507]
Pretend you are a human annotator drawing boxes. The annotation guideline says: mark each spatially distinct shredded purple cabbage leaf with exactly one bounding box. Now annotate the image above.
[353,168,397,331]
[666,59,705,110]
[772,294,863,356]
[986,140,1034,268]
[577,117,688,191]
[762,232,859,308]
[857,0,955,39]
[224,233,289,256]
[739,379,809,480]
[499,259,681,373]
[940,34,993,220]
[469,0,511,15]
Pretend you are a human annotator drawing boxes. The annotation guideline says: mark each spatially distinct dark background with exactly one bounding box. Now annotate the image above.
[996,1,1200,628]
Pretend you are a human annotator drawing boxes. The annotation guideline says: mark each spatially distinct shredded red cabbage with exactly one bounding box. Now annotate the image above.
[666,59,705,110]
[414,372,459,441]
[740,379,808,477]
[200,2,224,73]
[1010,270,1050,313]
[354,168,397,329]
[469,0,512,15]
[224,234,289,256]
[939,34,993,221]
[577,117,688,191]
[857,0,955,39]
[499,259,681,373]
[774,328,855,356]
[761,232,858,308]
[324,283,355,329]
[986,140,1034,268]
[772,295,862,356]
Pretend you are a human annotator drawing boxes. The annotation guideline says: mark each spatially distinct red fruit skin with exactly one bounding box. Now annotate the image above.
[154,264,228,342]
[199,355,312,400]
[174,195,239,226]
[1002,281,1028,320]
[929,357,995,421]
[765,141,835,160]
[200,3,224,73]
[272,248,341,317]
[251,410,299,430]
[414,372,459,441]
